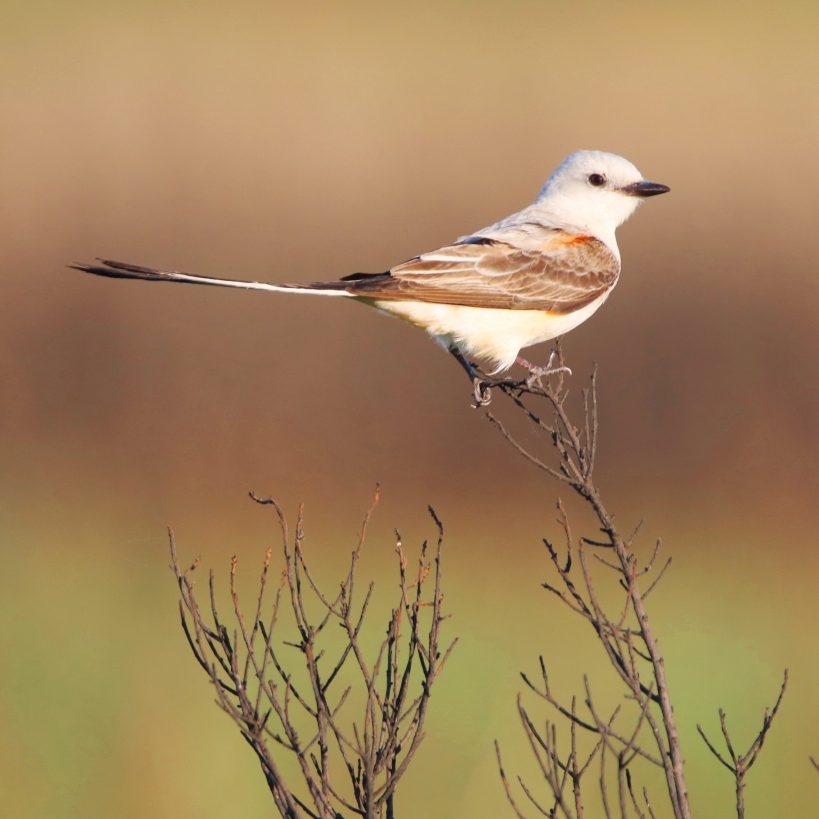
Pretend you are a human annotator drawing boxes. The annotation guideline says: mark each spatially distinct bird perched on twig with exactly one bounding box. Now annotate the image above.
[73,150,668,404]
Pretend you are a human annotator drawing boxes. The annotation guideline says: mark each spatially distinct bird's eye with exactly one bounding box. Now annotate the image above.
[588,173,606,187]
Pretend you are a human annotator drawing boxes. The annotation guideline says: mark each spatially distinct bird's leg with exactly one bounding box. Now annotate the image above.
[516,349,572,386]
[448,347,494,406]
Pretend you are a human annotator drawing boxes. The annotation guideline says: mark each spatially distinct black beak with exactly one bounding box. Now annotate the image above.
[621,180,670,197]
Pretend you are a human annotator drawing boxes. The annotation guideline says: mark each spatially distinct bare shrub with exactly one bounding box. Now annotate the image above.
[170,488,455,818]
[482,353,787,819]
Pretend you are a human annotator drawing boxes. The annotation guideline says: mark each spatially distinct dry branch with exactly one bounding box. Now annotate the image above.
[170,489,455,818]
[483,350,789,819]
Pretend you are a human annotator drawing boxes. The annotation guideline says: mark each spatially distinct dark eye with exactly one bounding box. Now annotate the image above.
[588,173,606,187]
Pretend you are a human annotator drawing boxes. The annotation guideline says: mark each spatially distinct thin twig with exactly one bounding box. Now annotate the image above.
[697,670,789,818]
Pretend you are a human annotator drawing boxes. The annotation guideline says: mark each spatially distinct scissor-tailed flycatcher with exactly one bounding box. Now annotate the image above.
[74,150,668,398]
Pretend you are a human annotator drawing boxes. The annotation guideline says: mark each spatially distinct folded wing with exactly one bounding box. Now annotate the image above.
[337,233,619,313]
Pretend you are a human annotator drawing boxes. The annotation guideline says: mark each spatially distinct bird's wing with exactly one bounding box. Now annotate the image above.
[341,232,619,313]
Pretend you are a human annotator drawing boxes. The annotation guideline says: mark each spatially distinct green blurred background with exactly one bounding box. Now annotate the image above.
[1,1,817,816]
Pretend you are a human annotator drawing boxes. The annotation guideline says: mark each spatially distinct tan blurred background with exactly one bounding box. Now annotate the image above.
[1,1,817,816]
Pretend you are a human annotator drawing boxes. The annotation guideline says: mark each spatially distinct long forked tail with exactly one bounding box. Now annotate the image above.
[70,258,352,296]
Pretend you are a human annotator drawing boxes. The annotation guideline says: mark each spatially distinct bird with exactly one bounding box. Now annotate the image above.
[73,150,668,402]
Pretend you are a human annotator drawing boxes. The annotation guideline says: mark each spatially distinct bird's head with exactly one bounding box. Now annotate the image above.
[535,150,669,239]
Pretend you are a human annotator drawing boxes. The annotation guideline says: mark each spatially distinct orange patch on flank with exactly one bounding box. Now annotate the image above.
[545,233,595,249]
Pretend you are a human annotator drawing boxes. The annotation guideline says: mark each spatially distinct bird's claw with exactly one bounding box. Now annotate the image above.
[472,378,493,407]
[524,364,572,387]
[518,350,572,386]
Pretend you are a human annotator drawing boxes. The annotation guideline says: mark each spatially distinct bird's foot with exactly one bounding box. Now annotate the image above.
[516,351,572,387]
[449,346,499,407]
[471,373,527,406]
[472,377,494,407]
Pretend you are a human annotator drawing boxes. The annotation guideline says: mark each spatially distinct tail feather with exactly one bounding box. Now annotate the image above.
[70,258,351,296]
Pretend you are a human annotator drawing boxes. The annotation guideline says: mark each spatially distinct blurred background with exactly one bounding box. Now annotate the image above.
[1,1,817,816]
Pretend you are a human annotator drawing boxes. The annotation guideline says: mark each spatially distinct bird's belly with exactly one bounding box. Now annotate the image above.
[369,294,609,372]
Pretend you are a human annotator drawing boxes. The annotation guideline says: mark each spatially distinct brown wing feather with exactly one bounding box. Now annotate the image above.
[341,236,619,313]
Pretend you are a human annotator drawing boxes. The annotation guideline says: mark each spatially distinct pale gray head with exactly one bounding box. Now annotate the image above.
[535,150,669,239]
